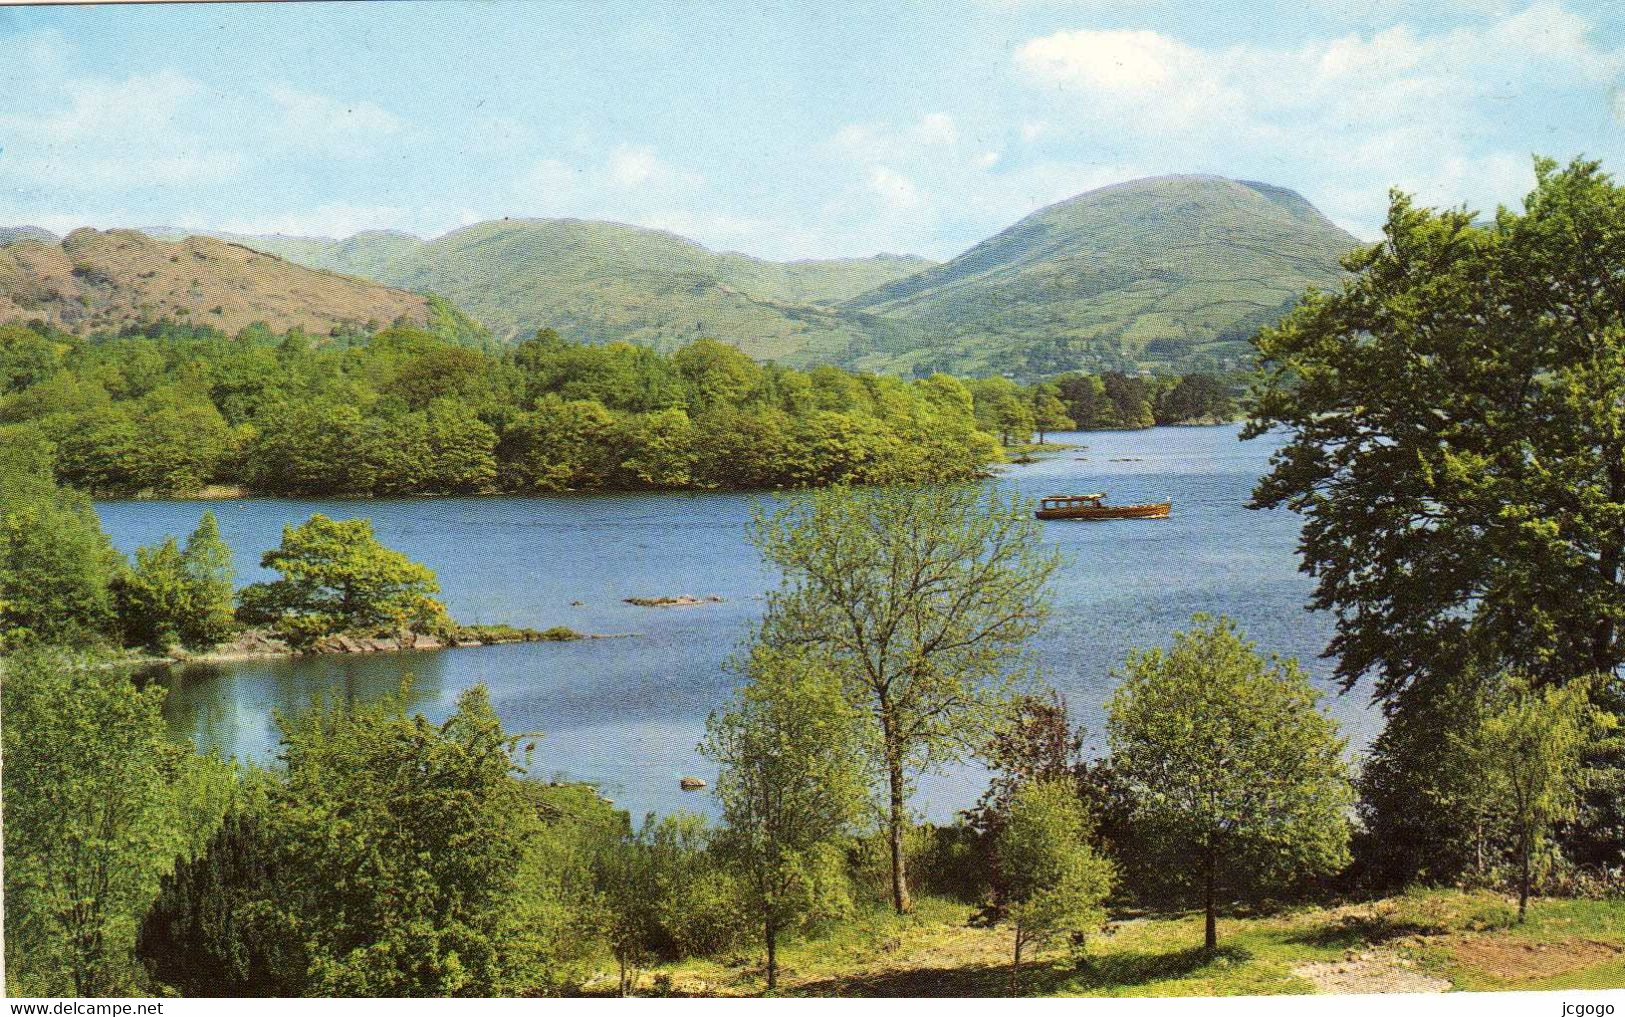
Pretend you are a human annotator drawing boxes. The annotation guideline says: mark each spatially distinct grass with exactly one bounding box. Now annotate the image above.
[1002,440,1081,463]
[620,889,1625,998]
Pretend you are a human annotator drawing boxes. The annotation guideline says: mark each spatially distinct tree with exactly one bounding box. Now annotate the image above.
[1106,615,1352,950]
[1248,159,1625,703]
[1029,385,1076,444]
[1154,374,1234,425]
[593,823,665,996]
[178,510,237,647]
[236,514,446,644]
[3,650,193,995]
[965,691,1084,844]
[0,428,123,649]
[752,484,1060,913]
[114,512,236,651]
[702,648,866,988]
[115,537,190,650]
[995,780,1113,995]
[1454,676,1613,921]
[138,686,562,996]
[969,378,1035,446]
[1101,373,1154,429]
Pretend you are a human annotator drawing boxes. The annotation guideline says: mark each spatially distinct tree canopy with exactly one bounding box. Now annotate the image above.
[1248,158,1625,704]
[751,483,1060,913]
[1106,615,1352,949]
[236,514,446,644]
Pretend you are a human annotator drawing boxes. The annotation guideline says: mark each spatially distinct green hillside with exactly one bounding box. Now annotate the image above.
[233,221,933,363]
[215,175,1358,377]
[843,175,1361,377]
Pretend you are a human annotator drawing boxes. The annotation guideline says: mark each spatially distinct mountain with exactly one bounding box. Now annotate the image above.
[0,227,59,247]
[12,174,1359,375]
[0,228,443,337]
[229,221,936,362]
[843,175,1360,376]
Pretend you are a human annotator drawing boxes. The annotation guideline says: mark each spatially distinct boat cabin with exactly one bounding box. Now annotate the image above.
[1040,493,1107,511]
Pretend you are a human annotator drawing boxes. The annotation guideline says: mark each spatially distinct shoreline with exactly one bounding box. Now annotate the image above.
[137,624,636,668]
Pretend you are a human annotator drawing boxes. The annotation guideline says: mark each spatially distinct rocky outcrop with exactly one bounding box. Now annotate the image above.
[623,595,725,607]
[150,623,595,665]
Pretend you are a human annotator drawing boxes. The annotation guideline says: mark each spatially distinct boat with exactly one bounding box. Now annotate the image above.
[1035,493,1171,521]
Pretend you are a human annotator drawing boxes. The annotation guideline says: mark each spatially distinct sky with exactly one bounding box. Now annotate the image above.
[1,0,1622,261]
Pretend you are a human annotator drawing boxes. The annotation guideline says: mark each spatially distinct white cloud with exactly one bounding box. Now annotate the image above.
[508,144,708,226]
[915,112,959,146]
[867,166,923,210]
[607,144,703,189]
[0,69,247,191]
[1013,2,1625,231]
[266,85,405,157]
[200,203,414,239]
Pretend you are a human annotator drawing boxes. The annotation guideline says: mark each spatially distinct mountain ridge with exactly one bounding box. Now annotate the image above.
[840,174,1360,375]
[2,174,1362,375]
[0,228,445,338]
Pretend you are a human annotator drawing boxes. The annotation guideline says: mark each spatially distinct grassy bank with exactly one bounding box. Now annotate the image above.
[601,889,1625,997]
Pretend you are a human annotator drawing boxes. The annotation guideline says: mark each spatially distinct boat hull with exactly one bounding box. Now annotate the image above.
[1035,502,1171,521]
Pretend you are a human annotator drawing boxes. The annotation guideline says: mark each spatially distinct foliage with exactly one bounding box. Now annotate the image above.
[995,780,1114,994]
[1453,675,1615,921]
[751,483,1060,914]
[2,650,223,996]
[1106,615,1353,949]
[236,514,446,644]
[137,686,589,997]
[1352,665,1496,890]
[0,427,124,648]
[114,512,238,651]
[0,320,1000,497]
[702,647,867,988]
[1247,157,1625,702]
[967,691,1086,842]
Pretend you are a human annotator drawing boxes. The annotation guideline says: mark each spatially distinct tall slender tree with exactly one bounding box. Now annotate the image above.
[1454,675,1613,921]
[751,483,1060,913]
[702,648,866,989]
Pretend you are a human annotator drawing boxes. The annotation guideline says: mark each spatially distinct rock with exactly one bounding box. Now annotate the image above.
[679,776,707,791]
[625,595,725,607]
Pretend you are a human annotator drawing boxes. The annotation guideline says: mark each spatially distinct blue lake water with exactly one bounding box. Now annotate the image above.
[95,424,1368,822]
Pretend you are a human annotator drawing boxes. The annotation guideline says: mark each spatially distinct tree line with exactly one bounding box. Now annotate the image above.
[0,314,1242,497]
[966,371,1240,446]
[0,321,1007,496]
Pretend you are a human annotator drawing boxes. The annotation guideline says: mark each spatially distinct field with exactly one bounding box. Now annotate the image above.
[605,890,1625,997]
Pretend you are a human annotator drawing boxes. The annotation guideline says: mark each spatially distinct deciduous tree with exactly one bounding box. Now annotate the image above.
[995,780,1113,995]
[702,648,866,988]
[752,483,1060,913]
[1106,615,1352,949]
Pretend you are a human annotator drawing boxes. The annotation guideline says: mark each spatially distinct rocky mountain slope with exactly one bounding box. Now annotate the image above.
[0,228,442,337]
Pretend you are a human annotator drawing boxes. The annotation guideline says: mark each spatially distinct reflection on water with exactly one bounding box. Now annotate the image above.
[101,424,1361,821]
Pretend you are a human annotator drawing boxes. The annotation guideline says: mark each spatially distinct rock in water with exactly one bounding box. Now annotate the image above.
[679,776,707,791]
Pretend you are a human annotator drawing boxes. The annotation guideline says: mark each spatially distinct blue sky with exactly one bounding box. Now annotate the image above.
[2,0,1622,260]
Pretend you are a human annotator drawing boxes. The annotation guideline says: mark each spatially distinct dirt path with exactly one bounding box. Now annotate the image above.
[1292,951,1451,994]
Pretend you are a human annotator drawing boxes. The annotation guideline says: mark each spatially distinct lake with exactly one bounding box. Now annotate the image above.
[96,423,1366,822]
